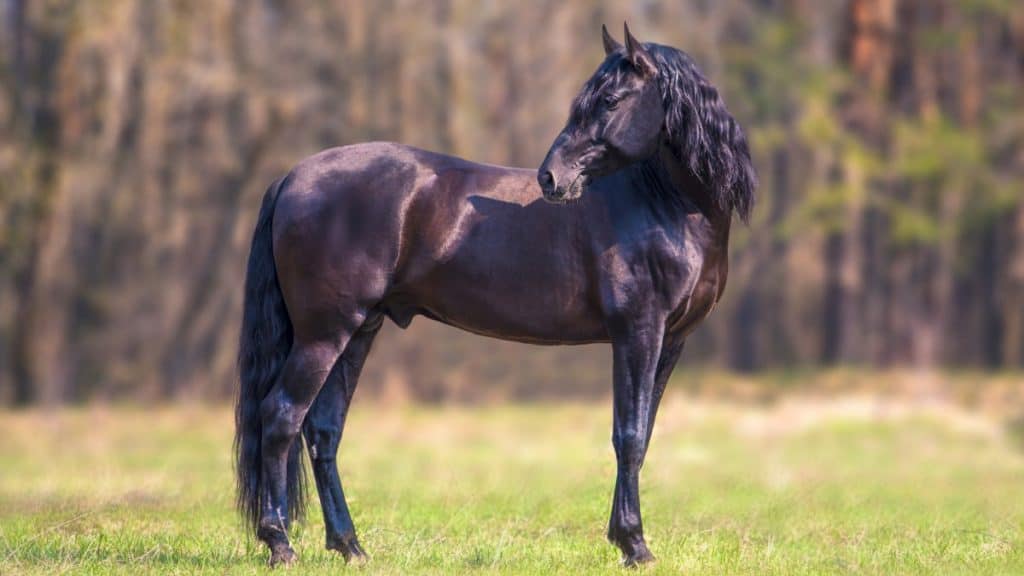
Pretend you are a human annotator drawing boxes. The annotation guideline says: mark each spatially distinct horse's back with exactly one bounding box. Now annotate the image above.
[277,141,533,210]
[269,142,554,339]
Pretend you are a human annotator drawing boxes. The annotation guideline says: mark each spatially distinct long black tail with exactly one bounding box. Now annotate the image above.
[234,176,307,535]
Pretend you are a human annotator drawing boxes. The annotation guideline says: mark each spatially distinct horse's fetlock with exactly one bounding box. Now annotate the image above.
[258,517,289,547]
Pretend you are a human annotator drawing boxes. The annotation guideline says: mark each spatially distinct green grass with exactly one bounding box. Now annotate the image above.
[2,395,1023,574]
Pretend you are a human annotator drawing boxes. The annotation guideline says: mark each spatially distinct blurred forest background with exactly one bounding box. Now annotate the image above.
[0,0,1021,405]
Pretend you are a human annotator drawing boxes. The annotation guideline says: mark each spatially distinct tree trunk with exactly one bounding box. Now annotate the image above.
[9,1,72,405]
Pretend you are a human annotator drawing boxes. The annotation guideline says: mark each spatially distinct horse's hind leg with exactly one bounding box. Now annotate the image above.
[258,335,350,566]
[303,315,382,562]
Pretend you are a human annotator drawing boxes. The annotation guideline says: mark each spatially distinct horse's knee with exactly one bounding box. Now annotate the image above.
[612,429,646,471]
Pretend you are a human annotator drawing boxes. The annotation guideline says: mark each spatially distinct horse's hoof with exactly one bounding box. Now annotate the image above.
[268,546,297,567]
[328,534,369,564]
[622,547,655,568]
[613,537,654,568]
[608,527,654,567]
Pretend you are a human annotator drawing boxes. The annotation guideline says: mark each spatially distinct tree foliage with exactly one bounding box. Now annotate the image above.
[0,0,1021,404]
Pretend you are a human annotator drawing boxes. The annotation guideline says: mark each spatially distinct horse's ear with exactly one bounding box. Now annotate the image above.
[602,24,622,56]
[623,22,656,76]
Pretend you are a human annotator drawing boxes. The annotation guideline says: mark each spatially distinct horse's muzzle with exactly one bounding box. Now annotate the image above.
[540,171,587,204]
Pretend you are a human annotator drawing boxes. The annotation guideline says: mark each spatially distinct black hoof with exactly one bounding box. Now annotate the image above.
[328,533,369,564]
[608,528,654,568]
[622,546,655,567]
[268,545,297,567]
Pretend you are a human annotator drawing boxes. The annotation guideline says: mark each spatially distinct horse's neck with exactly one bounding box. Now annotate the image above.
[653,144,732,232]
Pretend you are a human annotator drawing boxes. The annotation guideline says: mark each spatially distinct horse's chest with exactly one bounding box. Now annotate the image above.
[667,242,727,335]
[598,234,705,317]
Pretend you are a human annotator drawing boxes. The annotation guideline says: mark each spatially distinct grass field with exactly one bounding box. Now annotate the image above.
[2,391,1024,574]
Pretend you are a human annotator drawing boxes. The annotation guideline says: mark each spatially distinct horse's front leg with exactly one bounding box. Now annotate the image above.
[606,316,677,566]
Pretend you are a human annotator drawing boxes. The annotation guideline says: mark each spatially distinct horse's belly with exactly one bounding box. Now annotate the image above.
[432,303,609,345]
[383,274,608,345]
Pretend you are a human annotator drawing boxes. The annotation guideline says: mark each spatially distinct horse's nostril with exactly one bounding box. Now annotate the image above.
[538,170,555,191]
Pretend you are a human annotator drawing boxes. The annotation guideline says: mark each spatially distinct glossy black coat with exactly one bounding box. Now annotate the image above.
[235,24,755,567]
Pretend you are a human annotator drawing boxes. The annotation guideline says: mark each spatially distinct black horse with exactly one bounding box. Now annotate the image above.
[235,23,755,567]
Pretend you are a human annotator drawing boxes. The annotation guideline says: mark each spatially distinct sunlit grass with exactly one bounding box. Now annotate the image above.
[2,392,1023,574]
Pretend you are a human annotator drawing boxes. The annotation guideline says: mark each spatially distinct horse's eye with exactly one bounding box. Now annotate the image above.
[605,95,620,110]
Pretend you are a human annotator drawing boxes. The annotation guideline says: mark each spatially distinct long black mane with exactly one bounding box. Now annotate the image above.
[571,44,757,222]
[648,44,756,222]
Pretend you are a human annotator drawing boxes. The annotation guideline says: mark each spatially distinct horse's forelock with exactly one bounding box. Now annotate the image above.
[569,55,632,124]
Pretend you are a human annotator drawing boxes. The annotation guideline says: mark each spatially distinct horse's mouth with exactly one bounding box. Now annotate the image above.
[544,173,588,204]
[566,173,588,199]
[540,170,589,203]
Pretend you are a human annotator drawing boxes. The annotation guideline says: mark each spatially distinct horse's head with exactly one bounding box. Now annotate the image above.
[538,24,757,221]
[538,23,664,203]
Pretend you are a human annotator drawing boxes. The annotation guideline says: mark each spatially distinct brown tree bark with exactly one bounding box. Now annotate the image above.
[823,0,896,365]
[9,0,74,405]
